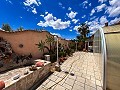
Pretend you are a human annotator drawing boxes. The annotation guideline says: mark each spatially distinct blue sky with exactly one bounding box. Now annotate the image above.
[0,0,120,39]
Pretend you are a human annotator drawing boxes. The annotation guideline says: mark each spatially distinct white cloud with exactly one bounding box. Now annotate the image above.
[109,0,120,6]
[73,25,79,31]
[68,7,72,11]
[40,14,44,17]
[105,0,120,17]
[6,0,13,4]
[110,17,120,25]
[88,18,101,32]
[98,0,107,3]
[23,0,41,6]
[89,3,91,6]
[100,16,108,25]
[90,16,96,20]
[32,8,37,14]
[58,2,65,9]
[58,2,62,6]
[83,0,88,6]
[90,9,95,16]
[20,16,23,18]
[108,6,120,17]
[62,7,65,9]
[82,0,88,9]
[88,21,92,25]
[44,14,54,21]
[76,32,80,34]
[23,0,41,14]
[69,30,72,32]
[96,4,106,12]
[85,6,88,9]
[45,12,48,15]
[50,33,61,37]
[66,11,78,19]
[82,15,86,18]
[72,19,79,24]
[37,13,71,30]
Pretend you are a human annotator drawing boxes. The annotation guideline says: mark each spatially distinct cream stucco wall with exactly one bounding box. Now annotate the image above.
[0,30,52,59]
[0,30,73,59]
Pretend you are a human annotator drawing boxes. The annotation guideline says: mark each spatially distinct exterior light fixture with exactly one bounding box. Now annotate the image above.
[54,35,61,72]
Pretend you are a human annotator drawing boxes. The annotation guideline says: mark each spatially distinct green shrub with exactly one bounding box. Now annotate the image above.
[58,51,66,57]
[50,54,57,63]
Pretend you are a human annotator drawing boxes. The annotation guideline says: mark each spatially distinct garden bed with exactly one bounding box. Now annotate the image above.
[0,59,53,90]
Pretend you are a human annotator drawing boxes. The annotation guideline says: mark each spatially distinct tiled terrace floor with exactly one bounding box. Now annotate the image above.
[36,52,103,90]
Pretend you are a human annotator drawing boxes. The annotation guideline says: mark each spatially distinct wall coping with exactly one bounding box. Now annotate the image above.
[0,30,72,42]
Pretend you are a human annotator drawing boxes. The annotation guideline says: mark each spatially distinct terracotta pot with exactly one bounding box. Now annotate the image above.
[35,62,44,67]
[0,81,5,90]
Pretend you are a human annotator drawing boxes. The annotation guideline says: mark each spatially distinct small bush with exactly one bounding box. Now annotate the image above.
[58,51,66,57]
[50,54,57,63]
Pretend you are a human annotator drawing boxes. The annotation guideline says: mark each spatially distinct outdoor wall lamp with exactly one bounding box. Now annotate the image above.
[54,35,61,72]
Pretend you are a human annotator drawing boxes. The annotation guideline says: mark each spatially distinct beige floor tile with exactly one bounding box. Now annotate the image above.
[57,72,66,78]
[85,85,96,90]
[96,80,102,86]
[45,81,56,88]
[65,78,75,86]
[62,83,72,90]
[85,79,96,88]
[54,85,66,90]
[58,78,66,85]
[75,71,82,77]
[74,80,85,87]
[53,71,59,76]
[55,77,63,83]
[36,52,103,90]
[42,79,50,86]
[76,76,85,83]
[97,85,103,90]
[72,84,84,90]
[49,75,58,81]
[36,86,46,90]
[67,74,76,80]
[91,76,96,82]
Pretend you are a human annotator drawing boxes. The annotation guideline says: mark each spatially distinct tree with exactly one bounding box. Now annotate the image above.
[17,26,24,31]
[45,35,55,53]
[2,24,12,32]
[77,23,90,49]
[77,23,90,40]
[36,40,49,53]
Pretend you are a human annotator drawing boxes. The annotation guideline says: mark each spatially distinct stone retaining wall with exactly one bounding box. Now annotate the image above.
[3,60,52,90]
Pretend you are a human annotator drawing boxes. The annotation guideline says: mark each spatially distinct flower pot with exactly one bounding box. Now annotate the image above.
[35,62,44,67]
[0,81,5,90]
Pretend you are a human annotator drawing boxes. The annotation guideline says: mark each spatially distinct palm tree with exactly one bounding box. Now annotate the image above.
[2,24,12,32]
[17,26,24,31]
[45,35,55,53]
[36,40,45,52]
[36,40,50,53]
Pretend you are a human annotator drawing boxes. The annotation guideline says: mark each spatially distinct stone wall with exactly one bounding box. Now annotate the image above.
[3,60,52,90]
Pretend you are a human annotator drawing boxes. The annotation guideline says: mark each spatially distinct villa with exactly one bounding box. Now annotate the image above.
[0,22,120,90]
